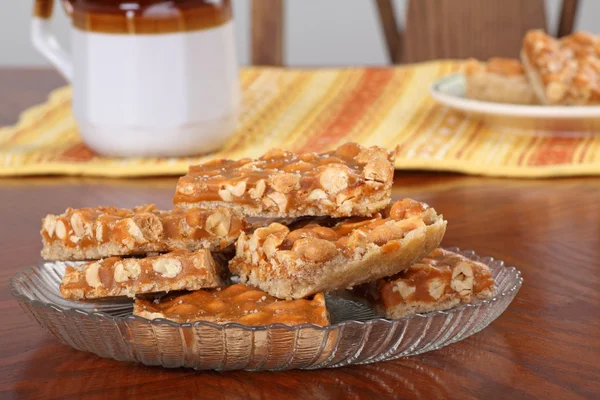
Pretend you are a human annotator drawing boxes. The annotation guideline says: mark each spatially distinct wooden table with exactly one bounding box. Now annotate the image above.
[0,69,598,400]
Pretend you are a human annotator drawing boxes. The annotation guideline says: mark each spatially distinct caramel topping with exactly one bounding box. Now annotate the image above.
[60,249,227,300]
[174,143,395,217]
[378,248,495,308]
[134,284,329,326]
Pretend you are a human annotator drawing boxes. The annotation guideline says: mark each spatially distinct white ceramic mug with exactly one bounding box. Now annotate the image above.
[32,0,239,157]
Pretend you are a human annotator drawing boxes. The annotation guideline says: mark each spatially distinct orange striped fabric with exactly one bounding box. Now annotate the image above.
[0,61,598,177]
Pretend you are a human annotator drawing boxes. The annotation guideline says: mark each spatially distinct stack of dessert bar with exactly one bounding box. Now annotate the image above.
[42,143,495,326]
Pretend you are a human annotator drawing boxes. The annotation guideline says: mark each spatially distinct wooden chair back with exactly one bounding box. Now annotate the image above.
[251,0,580,65]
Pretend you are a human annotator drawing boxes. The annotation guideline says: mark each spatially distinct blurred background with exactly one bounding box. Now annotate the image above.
[2,0,598,67]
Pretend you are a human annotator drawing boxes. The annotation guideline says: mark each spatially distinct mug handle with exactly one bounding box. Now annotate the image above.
[32,0,74,81]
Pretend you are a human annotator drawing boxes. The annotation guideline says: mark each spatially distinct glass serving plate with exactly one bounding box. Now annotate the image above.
[430,73,600,136]
[9,248,522,371]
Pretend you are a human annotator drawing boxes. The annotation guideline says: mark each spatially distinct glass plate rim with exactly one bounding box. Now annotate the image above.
[430,72,600,118]
[9,247,523,331]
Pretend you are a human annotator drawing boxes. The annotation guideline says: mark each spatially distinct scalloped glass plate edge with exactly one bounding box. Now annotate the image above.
[9,248,523,371]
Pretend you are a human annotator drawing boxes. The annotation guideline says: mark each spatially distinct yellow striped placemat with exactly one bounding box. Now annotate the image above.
[1,61,598,177]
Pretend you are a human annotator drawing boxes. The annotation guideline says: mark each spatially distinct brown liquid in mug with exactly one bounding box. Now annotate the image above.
[34,0,232,34]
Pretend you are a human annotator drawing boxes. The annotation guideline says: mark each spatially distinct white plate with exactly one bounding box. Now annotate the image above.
[430,74,600,136]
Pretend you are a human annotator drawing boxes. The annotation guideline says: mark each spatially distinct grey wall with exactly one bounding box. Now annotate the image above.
[1,0,597,67]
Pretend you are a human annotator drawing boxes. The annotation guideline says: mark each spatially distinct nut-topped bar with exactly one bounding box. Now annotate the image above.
[41,204,247,261]
[173,143,395,218]
[521,30,600,105]
[60,249,227,300]
[229,199,447,299]
[361,248,495,318]
[134,283,329,326]
[464,57,538,104]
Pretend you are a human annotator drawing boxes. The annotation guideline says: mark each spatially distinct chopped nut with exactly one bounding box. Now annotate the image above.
[364,158,392,183]
[389,198,427,219]
[125,219,146,243]
[262,228,288,257]
[451,262,474,296]
[307,188,328,201]
[205,209,232,237]
[95,222,104,242]
[355,147,390,164]
[268,173,300,193]
[254,223,289,240]
[192,251,212,270]
[347,229,369,249]
[71,213,85,238]
[392,281,415,300]
[292,238,338,262]
[133,214,163,241]
[311,226,339,241]
[152,258,182,278]
[85,262,102,288]
[236,233,247,257]
[367,222,405,245]
[218,189,233,201]
[43,216,57,237]
[114,261,141,283]
[55,220,67,239]
[428,278,446,300]
[335,142,362,159]
[248,179,266,199]
[263,192,288,212]
[319,166,349,194]
[178,184,195,195]
[225,181,247,197]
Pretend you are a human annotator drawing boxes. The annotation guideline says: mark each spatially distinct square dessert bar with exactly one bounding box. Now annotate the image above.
[60,249,227,300]
[521,30,600,105]
[365,248,495,318]
[464,57,538,104]
[41,204,247,261]
[173,143,395,218]
[134,283,329,326]
[229,199,447,300]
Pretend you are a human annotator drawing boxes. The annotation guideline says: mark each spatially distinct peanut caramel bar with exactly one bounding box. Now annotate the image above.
[229,199,447,300]
[356,248,494,318]
[134,283,329,326]
[41,204,247,261]
[521,30,600,105]
[60,249,227,300]
[464,58,538,104]
[173,143,395,218]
